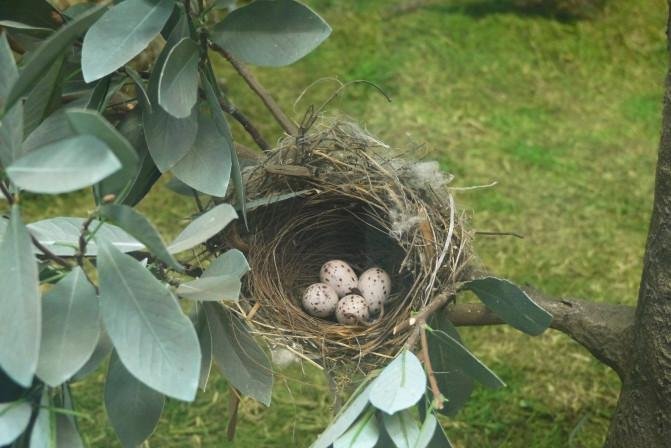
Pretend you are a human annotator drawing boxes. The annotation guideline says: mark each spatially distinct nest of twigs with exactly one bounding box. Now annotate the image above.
[225,120,472,375]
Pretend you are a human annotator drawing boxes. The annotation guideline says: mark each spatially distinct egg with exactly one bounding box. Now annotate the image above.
[335,294,369,325]
[302,283,339,318]
[358,267,392,315]
[320,260,358,298]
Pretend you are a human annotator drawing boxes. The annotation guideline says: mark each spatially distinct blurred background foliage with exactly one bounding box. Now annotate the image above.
[25,0,666,446]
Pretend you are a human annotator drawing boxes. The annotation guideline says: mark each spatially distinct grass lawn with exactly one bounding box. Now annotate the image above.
[21,0,667,446]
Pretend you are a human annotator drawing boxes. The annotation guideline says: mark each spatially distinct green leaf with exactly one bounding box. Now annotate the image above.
[85,76,112,111]
[426,314,474,417]
[167,204,237,254]
[22,52,65,136]
[369,350,426,415]
[383,410,420,448]
[201,73,246,225]
[429,329,505,389]
[0,32,23,167]
[202,249,250,279]
[212,0,331,67]
[73,329,112,381]
[0,0,60,29]
[66,109,140,200]
[462,277,553,335]
[0,401,32,445]
[29,391,51,448]
[176,275,241,301]
[205,303,272,405]
[125,67,152,113]
[415,413,437,448]
[171,108,232,196]
[333,411,379,448]
[97,238,200,401]
[0,206,40,387]
[7,135,122,194]
[3,5,106,113]
[426,419,453,448]
[158,38,199,118]
[310,378,374,448]
[116,110,161,206]
[105,352,165,448]
[81,0,174,82]
[191,305,213,391]
[22,109,74,153]
[142,8,196,172]
[36,267,100,387]
[55,412,84,448]
[28,217,143,256]
[100,204,183,271]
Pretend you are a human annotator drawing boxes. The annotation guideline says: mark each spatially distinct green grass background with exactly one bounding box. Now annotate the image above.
[25,0,667,446]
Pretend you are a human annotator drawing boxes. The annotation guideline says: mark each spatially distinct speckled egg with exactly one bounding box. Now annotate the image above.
[320,260,358,298]
[358,267,392,315]
[302,283,339,318]
[335,294,369,325]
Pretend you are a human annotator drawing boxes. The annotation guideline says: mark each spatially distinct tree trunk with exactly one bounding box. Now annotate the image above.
[603,4,671,446]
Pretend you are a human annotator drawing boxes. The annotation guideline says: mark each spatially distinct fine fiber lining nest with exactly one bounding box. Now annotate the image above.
[228,119,472,374]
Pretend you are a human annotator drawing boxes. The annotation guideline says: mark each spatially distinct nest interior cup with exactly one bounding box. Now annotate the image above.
[228,120,471,373]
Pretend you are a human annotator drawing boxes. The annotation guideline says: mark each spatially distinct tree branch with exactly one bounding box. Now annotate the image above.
[218,96,271,152]
[209,42,299,136]
[444,288,636,380]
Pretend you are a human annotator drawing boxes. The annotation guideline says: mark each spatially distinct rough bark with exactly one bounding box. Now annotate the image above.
[445,290,636,380]
[602,6,671,445]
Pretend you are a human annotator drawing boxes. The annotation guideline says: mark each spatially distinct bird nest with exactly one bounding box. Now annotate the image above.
[222,120,472,375]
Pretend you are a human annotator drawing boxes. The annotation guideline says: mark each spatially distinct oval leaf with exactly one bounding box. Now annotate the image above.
[29,392,51,448]
[158,38,199,118]
[170,109,232,196]
[191,306,213,391]
[81,0,174,82]
[429,329,505,389]
[383,410,421,448]
[167,204,237,254]
[176,275,241,301]
[65,109,139,199]
[204,303,272,406]
[0,401,32,445]
[427,314,474,417]
[0,206,40,387]
[105,352,165,447]
[333,412,379,448]
[7,135,122,194]
[3,5,106,112]
[369,350,426,415]
[202,249,250,278]
[99,204,183,271]
[415,413,438,448]
[36,267,100,387]
[28,217,143,256]
[462,277,553,335]
[212,0,331,67]
[310,378,374,448]
[97,238,201,401]
[0,32,23,168]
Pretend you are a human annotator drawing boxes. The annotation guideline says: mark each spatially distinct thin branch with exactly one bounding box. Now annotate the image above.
[420,325,444,410]
[209,42,299,136]
[444,288,636,379]
[217,95,271,152]
[227,387,241,441]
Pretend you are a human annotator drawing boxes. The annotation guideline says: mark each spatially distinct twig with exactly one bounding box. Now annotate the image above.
[420,325,444,410]
[0,182,14,205]
[394,293,452,336]
[77,215,97,267]
[217,95,271,152]
[226,387,241,441]
[209,42,299,136]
